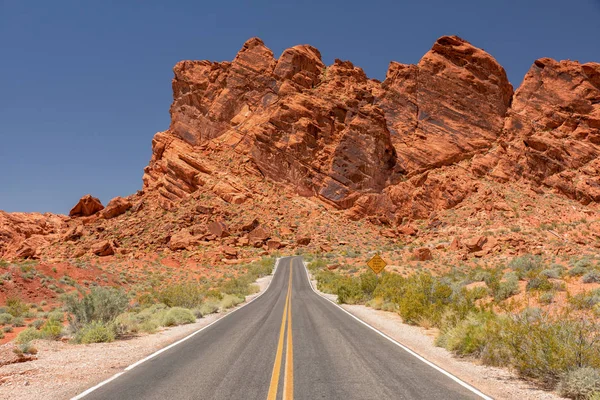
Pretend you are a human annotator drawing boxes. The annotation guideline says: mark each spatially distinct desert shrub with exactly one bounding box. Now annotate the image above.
[63,286,128,331]
[198,300,219,316]
[219,294,244,310]
[29,319,45,329]
[541,268,563,279]
[160,307,195,327]
[219,276,259,297]
[489,272,519,301]
[569,290,600,310]
[16,328,41,343]
[436,311,498,357]
[15,342,37,355]
[114,304,172,335]
[506,315,600,384]
[0,313,13,325]
[12,317,25,327]
[398,273,453,326]
[48,311,64,323]
[583,271,600,284]
[336,276,363,304]
[157,283,204,308]
[246,257,275,279]
[3,326,13,333]
[137,293,156,307]
[558,367,600,399]
[6,297,28,317]
[75,321,115,344]
[307,259,327,271]
[570,266,589,277]
[527,276,554,292]
[540,292,555,305]
[359,272,378,298]
[40,319,63,339]
[509,254,543,279]
[372,272,406,304]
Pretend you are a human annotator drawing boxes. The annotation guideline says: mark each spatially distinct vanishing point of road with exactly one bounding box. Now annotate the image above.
[78,256,486,400]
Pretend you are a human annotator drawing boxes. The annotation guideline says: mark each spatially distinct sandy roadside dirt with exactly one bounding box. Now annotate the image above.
[0,273,274,400]
[308,272,564,400]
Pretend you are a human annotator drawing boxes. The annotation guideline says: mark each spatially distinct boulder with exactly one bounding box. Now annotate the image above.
[169,230,200,251]
[91,240,114,256]
[16,236,48,259]
[267,239,283,250]
[208,220,229,238]
[63,225,84,242]
[397,225,418,236]
[464,236,488,253]
[69,195,104,217]
[248,225,270,244]
[101,197,132,219]
[413,247,432,261]
[296,236,311,246]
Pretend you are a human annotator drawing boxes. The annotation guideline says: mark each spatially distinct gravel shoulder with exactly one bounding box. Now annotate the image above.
[309,272,565,400]
[0,273,274,400]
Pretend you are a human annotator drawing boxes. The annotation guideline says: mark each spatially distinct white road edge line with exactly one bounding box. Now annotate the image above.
[71,258,282,400]
[301,258,493,400]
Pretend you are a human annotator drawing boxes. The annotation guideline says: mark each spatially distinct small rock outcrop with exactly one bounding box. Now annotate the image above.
[69,195,104,217]
[101,197,132,219]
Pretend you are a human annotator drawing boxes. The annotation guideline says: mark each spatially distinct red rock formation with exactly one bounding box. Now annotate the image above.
[141,35,528,223]
[0,211,66,259]
[101,197,132,219]
[472,59,600,204]
[69,195,104,217]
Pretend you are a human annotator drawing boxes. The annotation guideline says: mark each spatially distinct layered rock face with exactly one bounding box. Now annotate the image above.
[133,36,600,221]
[472,59,600,204]
[0,211,67,258]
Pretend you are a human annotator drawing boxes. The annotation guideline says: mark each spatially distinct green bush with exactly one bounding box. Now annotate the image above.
[336,277,363,304]
[494,273,520,301]
[160,307,195,327]
[6,297,28,317]
[509,254,543,279]
[75,321,116,344]
[436,312,498,357]
[583,271,600,284]
[558,368,600,399]
[40,319,63,339]
[48,311,64,323]
[540,268,563,279]
[219,294,244,310]
[29,319,45,329]
[16,328,41,344]
[307,259,327,272]
[157,283,204,309]
[527,276,554,292]
[0,313,13,325]
[63,286,128,331]
[12,317,25,327]
[198,300,219,316]
[539,292,555,305]
[569,291,600,310]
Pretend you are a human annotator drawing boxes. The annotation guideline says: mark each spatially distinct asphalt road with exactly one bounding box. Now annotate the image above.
[80,256,486,400]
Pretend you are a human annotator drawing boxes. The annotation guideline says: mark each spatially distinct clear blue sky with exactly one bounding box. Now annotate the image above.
[1,0,599,214]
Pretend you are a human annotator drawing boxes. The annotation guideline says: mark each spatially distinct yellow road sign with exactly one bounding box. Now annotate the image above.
[367,254,387,274]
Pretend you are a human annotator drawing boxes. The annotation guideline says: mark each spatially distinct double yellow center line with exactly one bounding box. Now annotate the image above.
[267,261,294,400]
